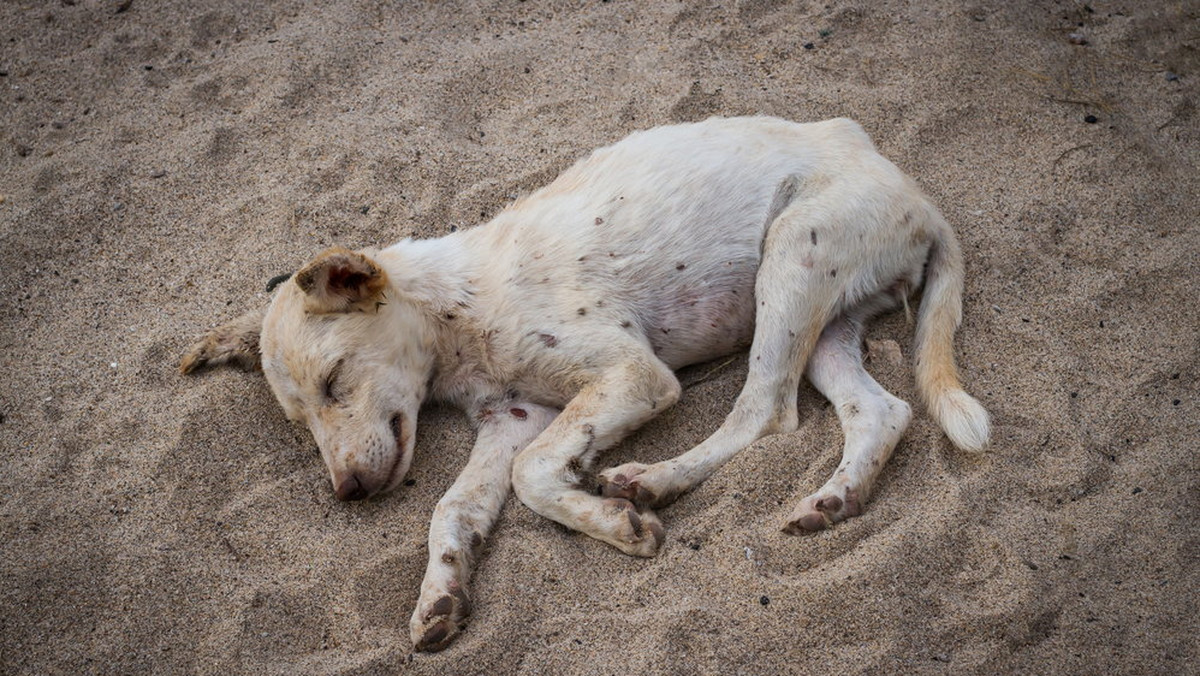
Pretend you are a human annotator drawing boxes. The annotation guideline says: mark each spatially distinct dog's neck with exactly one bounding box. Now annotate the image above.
[376,236,506,409]
[376,237,476,313]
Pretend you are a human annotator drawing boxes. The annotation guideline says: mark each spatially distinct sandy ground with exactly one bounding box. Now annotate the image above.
[1,1,1197,674]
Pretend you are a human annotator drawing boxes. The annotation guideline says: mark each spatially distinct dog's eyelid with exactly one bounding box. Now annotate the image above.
[323,358,347,401]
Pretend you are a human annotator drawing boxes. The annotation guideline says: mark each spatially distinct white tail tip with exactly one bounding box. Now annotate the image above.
[934,389,991,453]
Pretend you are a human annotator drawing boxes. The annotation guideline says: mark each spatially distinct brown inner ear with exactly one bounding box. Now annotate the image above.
[295,248,389,313]
[330,269,371,295]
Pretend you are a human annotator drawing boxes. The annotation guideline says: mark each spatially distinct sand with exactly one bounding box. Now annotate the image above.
[1,1,1196,674]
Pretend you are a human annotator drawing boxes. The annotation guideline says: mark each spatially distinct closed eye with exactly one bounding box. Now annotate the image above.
[323,358,347,403]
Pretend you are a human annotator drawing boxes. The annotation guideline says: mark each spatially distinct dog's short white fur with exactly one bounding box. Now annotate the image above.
[182,116,989,652]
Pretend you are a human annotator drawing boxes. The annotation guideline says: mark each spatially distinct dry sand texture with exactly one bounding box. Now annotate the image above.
[1,1,1197,674]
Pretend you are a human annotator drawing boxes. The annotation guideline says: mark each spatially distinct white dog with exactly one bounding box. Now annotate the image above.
[182,116,989,651]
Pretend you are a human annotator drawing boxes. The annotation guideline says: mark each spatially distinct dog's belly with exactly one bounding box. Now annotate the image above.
[638,263,759,370]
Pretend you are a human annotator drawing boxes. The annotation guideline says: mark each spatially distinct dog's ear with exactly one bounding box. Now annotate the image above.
[293,247,389,313]
[179,308,266,375]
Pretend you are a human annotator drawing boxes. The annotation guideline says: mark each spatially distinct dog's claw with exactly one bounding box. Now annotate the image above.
[415,619,455,652]
[411,588,472,652]
[783,488,864,535]
[603,497,665,557]
[597,463,667,509]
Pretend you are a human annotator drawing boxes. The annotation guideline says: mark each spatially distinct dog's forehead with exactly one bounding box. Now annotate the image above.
[262,283,386,377]
[261,285,336,379]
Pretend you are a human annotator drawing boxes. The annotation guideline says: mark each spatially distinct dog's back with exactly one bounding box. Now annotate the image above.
[449,116,892,370]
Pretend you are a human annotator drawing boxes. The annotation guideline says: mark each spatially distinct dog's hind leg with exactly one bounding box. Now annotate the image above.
[782,313,911,533]
[599,188,846,510]
[411,402,557,652]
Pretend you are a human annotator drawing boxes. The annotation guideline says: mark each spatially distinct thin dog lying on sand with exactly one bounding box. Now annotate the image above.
[181,116,990,652]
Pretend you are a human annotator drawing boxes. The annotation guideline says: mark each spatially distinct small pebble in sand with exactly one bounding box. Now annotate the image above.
[803,42,814,50]
[113,202,125,211]
[150,169,166,178]
[1132,487,1143,494]
[759,596,770,606]
[360,205,370,214]
[1068,33,1087,45]
[1084,115,1098,124]
[404,478,416,486]
[1165,72,1179,82]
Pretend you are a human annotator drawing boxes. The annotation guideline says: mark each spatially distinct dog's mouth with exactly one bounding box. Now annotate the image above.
[383,412,409,490]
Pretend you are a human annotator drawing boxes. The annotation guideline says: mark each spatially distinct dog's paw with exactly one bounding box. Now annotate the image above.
[782,487,864,535]
[178,309,265,374]
[410,585,472,653]
[597,462,675,509]
[602,497,665,557]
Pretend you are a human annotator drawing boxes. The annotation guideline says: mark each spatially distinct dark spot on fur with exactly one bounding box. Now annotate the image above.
[470,531,483,550]
[577,307,587,316]
[620,320,632,328]
[510,407,527,419]
[595,217,604,225]
[538,333,558,347]
[676,263,686,270]
[830,269,837,277]
[810,229,817,245]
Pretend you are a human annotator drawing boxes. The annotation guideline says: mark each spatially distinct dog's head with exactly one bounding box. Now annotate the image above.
[181,247,436,500]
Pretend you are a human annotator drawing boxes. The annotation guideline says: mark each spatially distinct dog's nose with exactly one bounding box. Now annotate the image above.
[335,474,369,501]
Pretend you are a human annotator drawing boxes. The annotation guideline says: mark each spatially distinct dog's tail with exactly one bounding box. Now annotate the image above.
[913,215,990,452]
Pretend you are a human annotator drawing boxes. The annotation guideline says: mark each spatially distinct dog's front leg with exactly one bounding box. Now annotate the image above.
[512,355,681,557]
[410,403,557,652]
